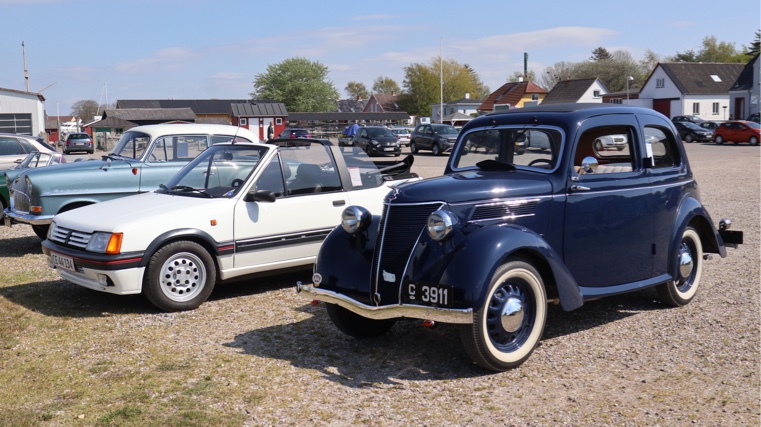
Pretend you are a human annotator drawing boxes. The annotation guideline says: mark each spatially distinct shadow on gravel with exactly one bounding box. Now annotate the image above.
[226,288,668,383]
[0,235,44,257]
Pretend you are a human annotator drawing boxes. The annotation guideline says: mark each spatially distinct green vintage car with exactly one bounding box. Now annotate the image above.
[1,151,68,216]
[4,123,260,238]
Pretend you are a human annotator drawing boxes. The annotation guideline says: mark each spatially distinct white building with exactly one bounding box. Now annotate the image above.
[0,87,45,136]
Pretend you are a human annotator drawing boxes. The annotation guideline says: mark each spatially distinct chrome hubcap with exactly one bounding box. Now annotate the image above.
[678,243,694,280]
[500,297,525,333]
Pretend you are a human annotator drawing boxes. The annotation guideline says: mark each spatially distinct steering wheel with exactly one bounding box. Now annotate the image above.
[528,159,553,167]
[231,179,245,188]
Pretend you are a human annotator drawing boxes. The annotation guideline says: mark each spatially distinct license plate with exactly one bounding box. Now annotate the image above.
[405,282,453,307]
[383,147,395,151]
[50,252,76,271]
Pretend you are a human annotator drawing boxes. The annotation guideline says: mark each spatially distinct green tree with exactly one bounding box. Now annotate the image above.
[540,61,579,90]
[744,30,760,57]
[590,47,612,61]
[70,99,100,122]
[400,57,490,117]
[372,76,401,94]
[508,70,537,83]
[345,81,369,99]
[250,57,339,112]
[672,36,746,63]
[541,50,647,93]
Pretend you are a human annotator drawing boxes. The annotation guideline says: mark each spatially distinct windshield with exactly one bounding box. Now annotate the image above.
[367,127,395,138]
[746,122,760,129]
[160,145,269,198]
[682,122,705,131]
[453,127,562,171]
[111,131,254,161]
[433,125,458,135]
[111,131,153,160]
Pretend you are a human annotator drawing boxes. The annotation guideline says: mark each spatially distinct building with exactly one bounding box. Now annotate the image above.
[542,78,608,104]
[230,101,288,140]
[477,81,548,114]
[430,94,482,123]
[638,62,745,120]
[728,54,760,120]
[116,99,249,123]
[0,87,45,137]
[364,93,404,114]
[101,108,197,126]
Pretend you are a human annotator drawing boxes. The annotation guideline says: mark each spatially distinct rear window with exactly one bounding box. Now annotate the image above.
[68,133,89,139]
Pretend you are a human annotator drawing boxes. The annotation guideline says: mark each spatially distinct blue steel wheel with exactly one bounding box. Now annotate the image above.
[460,259,547,371]
[657,227,703,307]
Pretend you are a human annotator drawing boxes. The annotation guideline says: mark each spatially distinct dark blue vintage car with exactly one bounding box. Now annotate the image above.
[297,104,743,371]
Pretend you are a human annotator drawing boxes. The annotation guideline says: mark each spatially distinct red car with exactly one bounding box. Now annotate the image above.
[713,120,760,146]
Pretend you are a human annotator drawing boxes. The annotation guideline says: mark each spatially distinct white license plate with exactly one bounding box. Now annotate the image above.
[405,282,453,307]
[383,147,395,151]
[50,252,76,271]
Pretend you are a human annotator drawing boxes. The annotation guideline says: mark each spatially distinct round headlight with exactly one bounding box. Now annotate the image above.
[370,139,380,146]
[341,206,371,234]
[427,209,456,241]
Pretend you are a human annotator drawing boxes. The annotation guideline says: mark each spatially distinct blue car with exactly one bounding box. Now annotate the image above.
[298,104,743,371]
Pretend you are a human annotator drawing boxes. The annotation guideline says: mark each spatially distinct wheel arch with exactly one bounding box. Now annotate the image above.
[139,228,222,275]
[675,196,725,257]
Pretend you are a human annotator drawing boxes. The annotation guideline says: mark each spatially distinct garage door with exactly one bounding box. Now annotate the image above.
[652,100,671,118]
[0,114,33,135]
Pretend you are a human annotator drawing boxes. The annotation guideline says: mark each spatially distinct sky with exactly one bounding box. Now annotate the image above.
[1,0,758,116]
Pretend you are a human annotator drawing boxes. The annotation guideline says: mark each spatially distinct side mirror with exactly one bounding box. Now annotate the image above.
[580,156,598,175]
[244,189,276,203]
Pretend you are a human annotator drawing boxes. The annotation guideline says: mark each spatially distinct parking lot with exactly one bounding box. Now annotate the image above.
[1,142,758,426]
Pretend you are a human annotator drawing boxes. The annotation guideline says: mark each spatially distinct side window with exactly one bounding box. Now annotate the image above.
[280,144,341,196]
[575,126,634,176]
[148,137,171,162]
[17,139,36,153]
[36,153,52,167]
[0,137,25,155]
[644,127,679,169]
[255,156,286,198]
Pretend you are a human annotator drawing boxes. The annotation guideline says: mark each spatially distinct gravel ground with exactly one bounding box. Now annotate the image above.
[0,142,758,426]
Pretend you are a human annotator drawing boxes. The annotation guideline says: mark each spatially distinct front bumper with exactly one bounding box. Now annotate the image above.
[3,208,53,225]
[296,281,474,324]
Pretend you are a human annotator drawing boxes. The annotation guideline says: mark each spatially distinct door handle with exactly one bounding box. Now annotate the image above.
[570,185,590,192]
[332,200,346,207]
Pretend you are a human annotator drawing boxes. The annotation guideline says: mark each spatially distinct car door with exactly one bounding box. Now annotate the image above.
[232,144,348,271]
[563,115,655,288]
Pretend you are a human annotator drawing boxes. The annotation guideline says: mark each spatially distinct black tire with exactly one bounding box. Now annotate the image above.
[714,135,724,144]
[460,259,547,371]
[32,225,49,239]
[657,227,703,307]
[143,240,216,312]
[432,143,441,156]
[325,303,396,338]
[685,134,694,143]
[750,136,759,146]
[410,141,418,154]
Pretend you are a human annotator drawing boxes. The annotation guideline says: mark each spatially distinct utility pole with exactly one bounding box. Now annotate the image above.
[440,38,443,124]
[22,41,29,92]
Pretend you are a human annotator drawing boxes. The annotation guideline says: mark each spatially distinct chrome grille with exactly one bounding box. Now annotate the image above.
[9,176,30,213]
[470,199,538,222]
[372,203,442,294]
[49,225,92,249]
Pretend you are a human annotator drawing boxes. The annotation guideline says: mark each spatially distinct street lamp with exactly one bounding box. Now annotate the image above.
[723,105,727,120]
[626,76,634,103]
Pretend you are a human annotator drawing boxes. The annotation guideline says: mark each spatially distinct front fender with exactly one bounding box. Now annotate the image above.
[409,225,584,311]
[313,217,381,305]
[676,195,726,258]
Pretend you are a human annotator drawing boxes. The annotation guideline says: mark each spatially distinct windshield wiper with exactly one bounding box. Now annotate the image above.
[169,185,212,198]
[476,160,516,171]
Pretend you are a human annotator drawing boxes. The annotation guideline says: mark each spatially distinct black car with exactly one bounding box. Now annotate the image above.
[409,123,459,155]
[298,104,742,372]
[276,128,310,139]
[351,126,401,156]
[699,121,723,131]
[672,115,705,124]
[673,121,713,143]
[63,132,94,154]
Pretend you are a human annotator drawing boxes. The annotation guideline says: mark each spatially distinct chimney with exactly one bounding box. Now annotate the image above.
[465,93,470,99]
[517,77,524,83]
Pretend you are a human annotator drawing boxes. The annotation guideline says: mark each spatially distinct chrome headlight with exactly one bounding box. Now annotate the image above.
[86,232,123,254]
[341,206,371,234]
[427,209,457,241]
[370,139,380,146]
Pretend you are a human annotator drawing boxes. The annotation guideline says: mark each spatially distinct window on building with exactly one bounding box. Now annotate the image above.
[240,118,247,126]
[275,118,283,125]
[531,94,539,101]
[656,78,665,88]
[712,103,719,115]
[610,98,622,104]
[593,90,601,98]
[692,103,700,114]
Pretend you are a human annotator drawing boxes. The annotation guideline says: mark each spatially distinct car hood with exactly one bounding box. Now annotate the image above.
[52,192,228,233]
[23,156,134,177]
[389,170,553,205]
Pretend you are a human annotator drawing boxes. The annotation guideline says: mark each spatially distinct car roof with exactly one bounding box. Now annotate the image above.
[127,123,260,142]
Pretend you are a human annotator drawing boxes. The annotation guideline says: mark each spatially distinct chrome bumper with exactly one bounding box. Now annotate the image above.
[296,282,474,324]
[3,209,53,225]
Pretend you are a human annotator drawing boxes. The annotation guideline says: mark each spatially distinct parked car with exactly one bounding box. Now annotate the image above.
[352,126,401,156]
[673,121,713,143]
[746,113,759,123]
[4,123,260,238]
[63,132,94,154]
[276,128,310,139]
[390,127,413,147]
[699,121,723,131]
[592,134,627,151]
[713,120,760,145]
[42,138,419,311]
[409,123,459,155]
[1,151,67,215]
[297,104,743,372]
[0,133,57,170]
[671,115,705,124]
